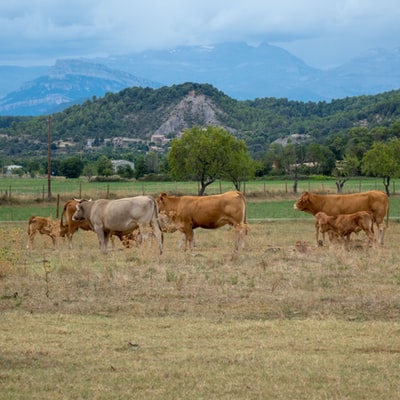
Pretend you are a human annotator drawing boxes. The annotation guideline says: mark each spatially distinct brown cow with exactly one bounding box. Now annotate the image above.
[27,216,60,249]
[314,211,375,245]
[156,191,247,251]
[60,199,92,249]
[60,199,135,250]
[294,191,389,244]
[158,210,195,249]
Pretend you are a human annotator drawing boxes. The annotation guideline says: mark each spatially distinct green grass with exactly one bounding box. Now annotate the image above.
[1,176,399,198]
[1,195,400,222]
[1,176,400,221]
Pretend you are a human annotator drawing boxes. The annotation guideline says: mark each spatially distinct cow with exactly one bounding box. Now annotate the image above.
[158,210,195,249]
[294,190,389,244]
[314,211,375,245]
[156,191,247,251]
[158,210,179,233]
[27,216,60,249]
[60,199,135,250]
[72,196,163,254]
[60,199,92,249]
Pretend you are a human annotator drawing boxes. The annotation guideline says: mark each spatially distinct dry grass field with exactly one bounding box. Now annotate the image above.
[1,218,400,399]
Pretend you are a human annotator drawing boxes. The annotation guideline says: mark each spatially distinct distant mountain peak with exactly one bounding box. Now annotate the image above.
[0,59,161,116]
[1,41,400,116]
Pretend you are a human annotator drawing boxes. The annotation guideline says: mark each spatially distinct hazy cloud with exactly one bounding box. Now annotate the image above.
[1,0,399,67]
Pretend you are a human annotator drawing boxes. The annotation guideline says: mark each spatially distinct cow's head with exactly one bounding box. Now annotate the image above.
[158,210,178,233]
[293,192,310,211]
[156,192,168,208]
[314,211,329,225]
[59,222,69,237]
[72,201,87,221]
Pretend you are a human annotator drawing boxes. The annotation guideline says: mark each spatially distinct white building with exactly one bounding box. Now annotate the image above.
[111,160,135,173]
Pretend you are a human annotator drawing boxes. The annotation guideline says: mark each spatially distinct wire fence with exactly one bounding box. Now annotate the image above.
[0,177,395,203]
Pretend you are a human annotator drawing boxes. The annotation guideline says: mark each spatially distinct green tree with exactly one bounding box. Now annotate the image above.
[168,126,251,195]
[60,156,84,178]
[96,156,113,177]
[361,138,400,195]
[222,139,255,191]
[117,164,134,179]
[134,155,147,179]
[82,163,96,180]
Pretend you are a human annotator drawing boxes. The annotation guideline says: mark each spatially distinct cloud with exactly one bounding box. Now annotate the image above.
[0,0,399,67]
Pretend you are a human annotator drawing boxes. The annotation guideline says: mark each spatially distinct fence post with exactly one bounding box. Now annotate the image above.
[56,194,60,218]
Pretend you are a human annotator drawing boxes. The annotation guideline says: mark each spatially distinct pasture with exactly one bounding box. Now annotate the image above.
[1,205,400,398]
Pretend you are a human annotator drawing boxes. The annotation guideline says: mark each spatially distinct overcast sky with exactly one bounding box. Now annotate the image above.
[1,0,399,69]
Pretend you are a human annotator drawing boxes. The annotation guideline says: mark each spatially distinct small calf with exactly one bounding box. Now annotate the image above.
[315,211,374,245]
[27,216,60,249]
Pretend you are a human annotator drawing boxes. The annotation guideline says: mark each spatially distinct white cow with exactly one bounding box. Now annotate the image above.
[72,196,163,254]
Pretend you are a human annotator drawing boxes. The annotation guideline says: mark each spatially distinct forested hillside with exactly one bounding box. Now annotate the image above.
[1,82,400,179]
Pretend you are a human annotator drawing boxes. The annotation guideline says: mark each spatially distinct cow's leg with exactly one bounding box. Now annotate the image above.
[365,228,375,244]
[94,228,107,253]
[315,222,320,245]
[26,232,34,249]
[234,223,246,251]
[50,234,57,249]
[184,229,194,251]
[104,231,111,251]
[67,226,79,249]
[378,222,386,245]
[43,232,57,249]
[67,234,73,249]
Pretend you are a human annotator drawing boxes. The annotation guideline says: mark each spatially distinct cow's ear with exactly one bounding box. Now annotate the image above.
[159,192,167,201]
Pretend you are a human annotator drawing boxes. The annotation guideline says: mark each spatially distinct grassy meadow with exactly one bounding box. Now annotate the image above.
[1,193,400,399]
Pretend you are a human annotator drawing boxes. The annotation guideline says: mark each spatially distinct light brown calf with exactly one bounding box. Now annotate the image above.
[314,211,375,245]
[27,216,60,249]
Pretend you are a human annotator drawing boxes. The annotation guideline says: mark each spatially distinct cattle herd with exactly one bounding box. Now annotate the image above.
[26,190,389,253]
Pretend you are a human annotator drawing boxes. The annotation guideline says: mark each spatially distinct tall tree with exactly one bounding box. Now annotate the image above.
[361,138,400,195]
[168,126,253,195]
[60,156,84,178]
[221,139,255,191]
[96,155,113,177]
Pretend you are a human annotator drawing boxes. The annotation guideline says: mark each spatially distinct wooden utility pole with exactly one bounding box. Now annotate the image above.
[47,115,52,199]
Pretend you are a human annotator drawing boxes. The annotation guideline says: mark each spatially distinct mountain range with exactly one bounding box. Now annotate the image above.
[1,42,400,116]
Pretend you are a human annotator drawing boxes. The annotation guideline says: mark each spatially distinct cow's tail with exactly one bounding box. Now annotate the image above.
[150,196,164,248]
[60,202,68,229]
[386,203,390,228]
[27,216,35,233]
